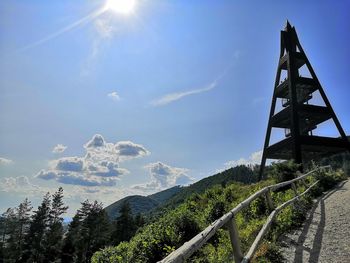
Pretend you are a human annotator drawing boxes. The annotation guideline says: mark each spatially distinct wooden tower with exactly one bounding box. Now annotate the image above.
[259,21,350,180]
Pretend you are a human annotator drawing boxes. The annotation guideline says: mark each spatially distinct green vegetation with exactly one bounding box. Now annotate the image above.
[0,159,348,263]
[92,163,348,263]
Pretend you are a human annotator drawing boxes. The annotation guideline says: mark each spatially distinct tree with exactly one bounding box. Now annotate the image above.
[0,208,17,262]
[21,193,51,263]
[44,187,68,262]
[61,213,81,263]
[110,202,135,246]
[62,200,110,263]
[1,199,32,263]
[15,199,32,260]
[134,213,145,229]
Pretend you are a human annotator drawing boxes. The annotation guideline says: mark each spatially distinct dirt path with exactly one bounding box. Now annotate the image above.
[279,180,350,263]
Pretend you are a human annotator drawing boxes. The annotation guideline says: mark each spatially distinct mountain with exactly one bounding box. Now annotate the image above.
[105,186,182,219]
[162,165,258,208]
[148,185,182,203]
[105,165,259,220]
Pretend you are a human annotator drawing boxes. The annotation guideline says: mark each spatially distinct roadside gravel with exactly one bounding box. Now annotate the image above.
[279,180,350,263]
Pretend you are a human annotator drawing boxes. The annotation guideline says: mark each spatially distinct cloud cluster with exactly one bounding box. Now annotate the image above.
[0,157,13,165]
[52,144,67,154]
[134,162,193,191]
[36,134,149,187]
[0,176,37,192]
[225,150,262,168]
[107,91,120,102]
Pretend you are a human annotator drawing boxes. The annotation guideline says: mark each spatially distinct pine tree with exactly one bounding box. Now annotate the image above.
[110,202,135,246]
[0,208,17,262]
[61,213,81,263]
[21,193,51,263]
[134,213,145,229]
[77,200,110,262]
[44,187,68,262]
[62,200,110,263]
[15,199,32,260]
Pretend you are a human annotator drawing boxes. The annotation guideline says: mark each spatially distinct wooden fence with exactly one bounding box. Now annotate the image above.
[158,165,330,263]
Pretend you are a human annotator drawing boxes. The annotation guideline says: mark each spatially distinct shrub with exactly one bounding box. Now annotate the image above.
[315,168,347,191]
[268,160,300,183]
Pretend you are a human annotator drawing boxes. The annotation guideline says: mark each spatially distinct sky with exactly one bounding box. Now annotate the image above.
[1,0,350,216]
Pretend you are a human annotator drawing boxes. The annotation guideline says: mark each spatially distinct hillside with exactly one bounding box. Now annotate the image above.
[93,164,347,263]
[105,186,182,219]
[106,165,258,219]
[160,165,258,209]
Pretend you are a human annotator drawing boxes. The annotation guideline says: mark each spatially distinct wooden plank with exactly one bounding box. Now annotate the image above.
[241,211,277,263]
[227,217,243,263]
[242,180,319,262]
[265,190,274,211]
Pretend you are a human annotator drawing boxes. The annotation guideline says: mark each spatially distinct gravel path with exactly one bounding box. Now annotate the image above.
[279,180,350,263]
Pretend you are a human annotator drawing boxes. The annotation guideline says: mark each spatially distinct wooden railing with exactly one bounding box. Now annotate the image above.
[158,165,330,263]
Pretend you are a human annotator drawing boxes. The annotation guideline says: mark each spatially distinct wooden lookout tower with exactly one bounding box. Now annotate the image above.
[259,21,350,180]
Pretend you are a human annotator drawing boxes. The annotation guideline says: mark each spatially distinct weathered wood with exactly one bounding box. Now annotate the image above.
[265,190,274,211]
[242,180,319,263]
[269,165,329,192]
[227,217,243,263]
[242,211,277,263]
[158,167,327,263]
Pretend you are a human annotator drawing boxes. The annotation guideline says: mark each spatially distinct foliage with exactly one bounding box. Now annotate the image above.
[314,168,347,191]
[92,166,346,263]
[268,160,300,183]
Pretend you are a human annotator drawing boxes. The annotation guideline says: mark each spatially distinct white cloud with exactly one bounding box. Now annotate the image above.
[52,144,67,154]
[115,141,150,160]
[36,134,148,187]
[133,162,193,191]
[37,170,119,187]
[0,157,13,165]
[151,81,217,107]
[225,150,263,168]
[0,176,38,192]
[107,91,120,102]
[55,157,84,172]
[84,134,106,148]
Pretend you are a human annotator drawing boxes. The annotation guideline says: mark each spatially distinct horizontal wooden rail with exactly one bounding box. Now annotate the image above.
[158,165,330,263]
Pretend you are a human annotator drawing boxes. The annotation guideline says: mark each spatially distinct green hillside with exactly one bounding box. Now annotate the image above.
[148,185,182,203]
[105,186,182,219]
[93,164,347,263]
[105,195,159,219]
[160,165,258,209]
[106,165,258,220]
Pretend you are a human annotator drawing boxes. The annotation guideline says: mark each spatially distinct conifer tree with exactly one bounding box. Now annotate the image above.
[15,199,32,260]
[0,208,16,262]
[61,213,81,263]
[62,200,110,263]
[110,202,135,246]
[44,187,68,262]
[21,193,51,263]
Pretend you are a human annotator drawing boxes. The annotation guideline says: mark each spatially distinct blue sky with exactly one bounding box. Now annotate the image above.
[1,0,349,215]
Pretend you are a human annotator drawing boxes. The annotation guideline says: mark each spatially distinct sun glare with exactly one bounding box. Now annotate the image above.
[105,0,136,15]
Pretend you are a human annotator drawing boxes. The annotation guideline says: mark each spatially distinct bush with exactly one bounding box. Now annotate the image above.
[268,160,300,183]
[315,168,347,191]
[92,243,129,263]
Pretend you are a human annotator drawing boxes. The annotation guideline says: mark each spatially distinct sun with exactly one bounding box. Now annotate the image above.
[105,0,136,15]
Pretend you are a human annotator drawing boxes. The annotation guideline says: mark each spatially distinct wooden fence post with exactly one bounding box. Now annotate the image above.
[265,189,274,211]
[227,217,243,263]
